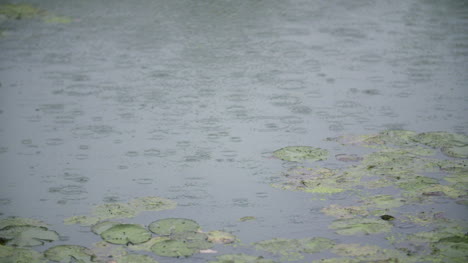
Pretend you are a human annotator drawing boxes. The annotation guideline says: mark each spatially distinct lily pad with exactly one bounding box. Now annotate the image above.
[330,218,392,235]
[273,146,328,162]
[0,245,48,262]
[116,253,160,263]
[148,218,200,236]
[0,225,59,247]
[209,254,278,263]
[0,217,49,229]
[44,245,95,263]
[321,204,369,219]
[150,239,198,258]
[171,231,213,250]
[100,224,152,245]
[442,145,468,158]
[206,230,236,244]
[130,196,177,212]
[0,3,43,19]
[91,221,121,235]
[413,131,468,149]
[254,237,334,261]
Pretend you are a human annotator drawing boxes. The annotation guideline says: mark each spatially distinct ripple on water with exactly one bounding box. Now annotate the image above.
[71,125,116,139]
[269,94,302,107]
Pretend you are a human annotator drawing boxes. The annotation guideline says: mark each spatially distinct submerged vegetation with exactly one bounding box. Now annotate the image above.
[0,130,466,262]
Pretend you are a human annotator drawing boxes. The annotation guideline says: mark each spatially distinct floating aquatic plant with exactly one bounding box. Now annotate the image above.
[0,217,49,229]
[44,245,95,263]
[329,218,392,235]
[0,3,71,24]
[148,218,200,236]
[206,230,236,244]
[239,216,256,222]
[208,254,278,263]
[321,204,369,219]
[254,237,334,261]
[0,225,59,247]
[150,239,199,258]
[100,224,152,245]
[115,253,160,263]
[0,245,47,262]
[91,221,121,235]
[272,146,328,162]
[64,196,176,226]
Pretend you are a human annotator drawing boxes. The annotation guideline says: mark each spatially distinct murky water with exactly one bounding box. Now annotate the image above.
[1,0,467,262]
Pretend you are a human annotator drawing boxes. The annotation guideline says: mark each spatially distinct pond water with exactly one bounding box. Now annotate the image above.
[0,0,467,262]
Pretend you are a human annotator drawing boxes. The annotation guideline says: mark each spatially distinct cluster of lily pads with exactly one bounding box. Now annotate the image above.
[0,2,71,36]
[270,130,467,262]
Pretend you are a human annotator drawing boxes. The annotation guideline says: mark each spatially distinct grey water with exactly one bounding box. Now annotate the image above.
[0,0,467,262]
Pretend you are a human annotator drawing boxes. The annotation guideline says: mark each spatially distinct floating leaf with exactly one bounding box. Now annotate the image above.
[116,253,160,263]
[208,253,277,263]
[0,245,47,262]
[335,154,363,162]
[206,231,236,244]
[413,131,468,149]
[0,217,49,229]
[0,3,43,19]
[150,239,198,258]
[254,237,334,261]
[100,224,152,245]
[321,204,369,219]
[148,218,200,236]
[91,221,121,235]
[330,218,392,235]
[171,231,213,250]
[44,245,95,263]
[273,146,328,162]
[239,216,256,222]
[0,225,59,247]
[130,196,177,212]
[442,145,468,158]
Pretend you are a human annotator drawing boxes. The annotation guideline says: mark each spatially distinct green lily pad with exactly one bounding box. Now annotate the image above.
[321,204,369,219]
[0,3,43,19]
[414,131,468,149]
[44,245,95,263]
[65,196,177,226]
[0,217,49,229]
[89,241,127,262]
[91,221,121,235]
[116,253,160,263]
[0,245,48,262]
[254,237,334,261]
[330,218,392,235]
[442,145,468,158]
[148,218,200,236]
[273,146,328,162]
[0,225,59,247]
[100,224,152,245]
[150,239,198,258]
[208,254,278,263]
[129,196,177,212]
[206,231,236,244]
[239,216,256,222]
[127,237,171,252]
[171,231,213,250]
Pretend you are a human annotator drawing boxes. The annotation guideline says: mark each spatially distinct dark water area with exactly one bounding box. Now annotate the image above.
[0,0,467,262]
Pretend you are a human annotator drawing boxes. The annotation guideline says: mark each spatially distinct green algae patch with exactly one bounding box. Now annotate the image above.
[273,146,328,162]
[64,196,176,226]
[321,204,369,219]
[100,224,152,245]
[0,245,48,263]
[44,245,95,263]
[0,225,59,247]
[254,237,334,261]
[116,253,159,263]
[206,230,237,244]
[330,218,392,235]
[208,254,278,263]
[148,218,200,236]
